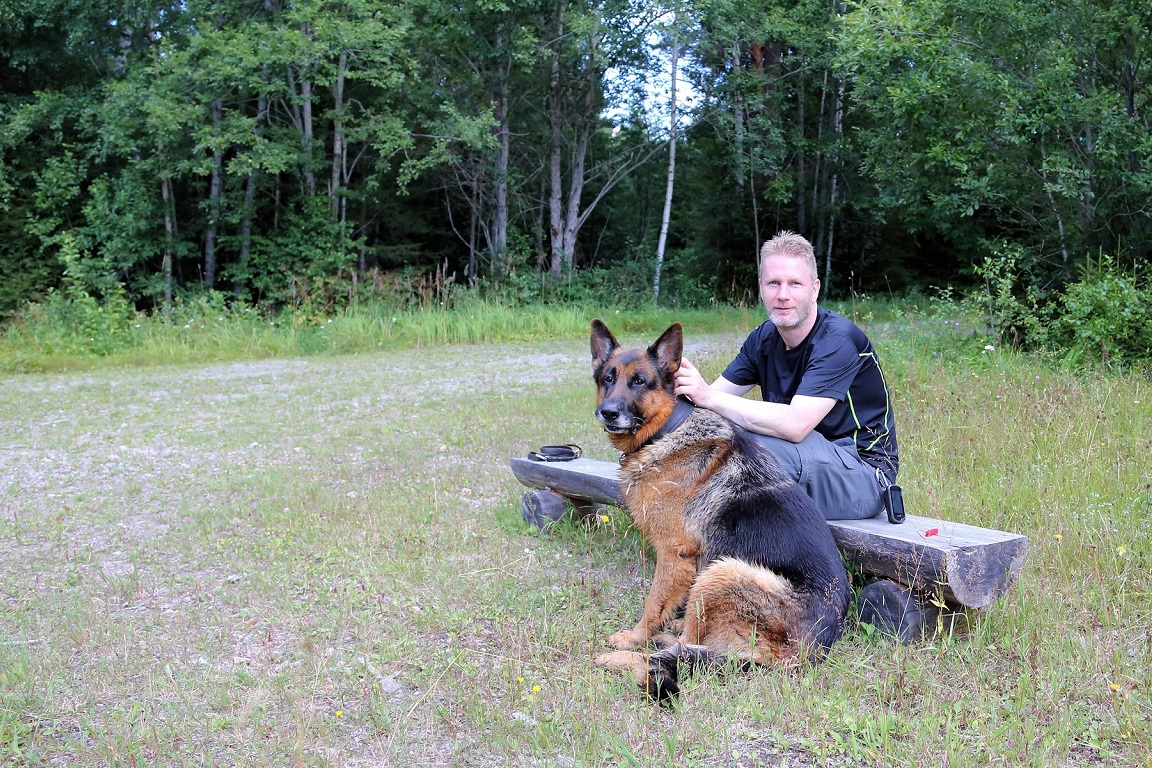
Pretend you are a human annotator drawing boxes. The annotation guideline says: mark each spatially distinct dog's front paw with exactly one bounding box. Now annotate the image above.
[594,650,638,670]
[606,629,646,649]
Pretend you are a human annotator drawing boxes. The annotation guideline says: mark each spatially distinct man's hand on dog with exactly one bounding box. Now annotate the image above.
[673,357,713,408]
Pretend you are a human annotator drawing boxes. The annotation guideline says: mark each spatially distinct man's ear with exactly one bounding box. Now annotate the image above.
[591,319,619,368]
[649,323,683,375]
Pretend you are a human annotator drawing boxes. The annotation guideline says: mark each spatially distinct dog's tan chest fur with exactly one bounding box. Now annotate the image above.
[617,410,734,543]
[618,451,705,553]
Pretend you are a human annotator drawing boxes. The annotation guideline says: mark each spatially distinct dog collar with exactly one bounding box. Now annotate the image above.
[645,396,695,446]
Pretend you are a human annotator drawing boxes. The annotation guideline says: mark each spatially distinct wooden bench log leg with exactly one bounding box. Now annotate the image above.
[571,500,607,520]
[521,490,568,529]
[522,490,607,529]
[858,580,968,644]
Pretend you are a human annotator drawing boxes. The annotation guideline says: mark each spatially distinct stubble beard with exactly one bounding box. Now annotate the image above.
[768,299,814,331]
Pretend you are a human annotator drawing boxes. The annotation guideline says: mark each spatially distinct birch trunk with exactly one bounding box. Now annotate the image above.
[237,87,268,297]
[731,41,758,251]
[547,0,565,275]
[823,75,845,289]
[795,81,807,233]
[158,140,175,315]
[493,36,510,275]
[561,124,590,271]
[653,32,679,305]
[204,97,224,290]
[301,77,315,197]
[330,50,347,223]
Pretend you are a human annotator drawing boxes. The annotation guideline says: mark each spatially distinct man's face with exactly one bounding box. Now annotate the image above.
[759,253,820,331]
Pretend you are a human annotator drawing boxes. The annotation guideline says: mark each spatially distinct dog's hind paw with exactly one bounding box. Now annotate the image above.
[595,650,681,704]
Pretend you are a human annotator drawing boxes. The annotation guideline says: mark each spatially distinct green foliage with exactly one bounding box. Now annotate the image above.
[493,260,652,307]
[0,275,761,372]
[2,0,1152,322]
[965,244,1055,351]
[15,234,137,357]
[836,0,1152,288]
[966,247,1152,368]
[240,197,359,311]
[1053,256,1152,368]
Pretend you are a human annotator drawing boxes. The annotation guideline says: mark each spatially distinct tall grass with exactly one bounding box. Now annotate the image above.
[0,295,764,373]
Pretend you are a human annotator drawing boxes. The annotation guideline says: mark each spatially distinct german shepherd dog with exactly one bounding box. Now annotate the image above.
[590,319,850,701]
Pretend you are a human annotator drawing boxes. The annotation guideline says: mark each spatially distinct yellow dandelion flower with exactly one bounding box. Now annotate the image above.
[1054,534,1063,541]
[1109,683,1120,692]
[532,685,541,694]
[1117,546,1126,555]
[517,676,525,684]
[335,709,343,718]
[600,515,610,523]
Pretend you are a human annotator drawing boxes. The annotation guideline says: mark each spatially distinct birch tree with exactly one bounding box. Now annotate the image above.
[653,19,680,305]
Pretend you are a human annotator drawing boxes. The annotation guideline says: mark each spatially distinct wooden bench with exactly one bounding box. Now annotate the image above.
[510,456,1029,642]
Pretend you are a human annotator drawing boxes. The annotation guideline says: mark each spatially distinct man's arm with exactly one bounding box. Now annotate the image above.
[674,357,836,443]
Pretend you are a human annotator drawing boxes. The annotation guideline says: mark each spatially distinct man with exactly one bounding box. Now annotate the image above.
[674,231,898,520]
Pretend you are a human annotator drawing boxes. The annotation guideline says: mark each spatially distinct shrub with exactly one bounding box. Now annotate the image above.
[968,246,1152,368]
[965,245,1054,351]
[20,234,136,356]
[1053,256,1152,368]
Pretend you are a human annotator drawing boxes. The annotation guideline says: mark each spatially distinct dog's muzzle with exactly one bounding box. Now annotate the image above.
[596,403,642,435]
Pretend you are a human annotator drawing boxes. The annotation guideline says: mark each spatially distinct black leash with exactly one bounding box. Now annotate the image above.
[527,444,582,462]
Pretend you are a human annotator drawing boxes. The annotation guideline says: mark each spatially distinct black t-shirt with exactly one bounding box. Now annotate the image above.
[722,307,899,481]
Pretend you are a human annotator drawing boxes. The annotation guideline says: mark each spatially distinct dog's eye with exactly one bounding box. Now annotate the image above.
[630,374,646,387]
[602,371,615,385]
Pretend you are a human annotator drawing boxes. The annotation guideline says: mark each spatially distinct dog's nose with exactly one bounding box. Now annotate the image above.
[597,405,619,422]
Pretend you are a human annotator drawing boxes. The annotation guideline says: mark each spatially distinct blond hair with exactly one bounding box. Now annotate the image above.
[759,231,818,282]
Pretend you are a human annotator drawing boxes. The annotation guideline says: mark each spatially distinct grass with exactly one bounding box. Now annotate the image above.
[0,307,1149,766]
[0,295,765,374]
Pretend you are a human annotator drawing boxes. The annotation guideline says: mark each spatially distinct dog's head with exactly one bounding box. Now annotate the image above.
[590,319,683,454]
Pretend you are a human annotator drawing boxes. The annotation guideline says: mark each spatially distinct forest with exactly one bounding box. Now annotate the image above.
[1,0,1150,317]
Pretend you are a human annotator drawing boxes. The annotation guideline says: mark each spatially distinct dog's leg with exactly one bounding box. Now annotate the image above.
[608,543,697,649]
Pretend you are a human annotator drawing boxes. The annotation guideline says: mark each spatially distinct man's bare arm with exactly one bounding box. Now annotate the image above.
[674,358,836,443]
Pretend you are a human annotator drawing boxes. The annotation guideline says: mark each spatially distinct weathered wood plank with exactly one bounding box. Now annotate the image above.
[510,457,622,505]
[509,456,1028,609]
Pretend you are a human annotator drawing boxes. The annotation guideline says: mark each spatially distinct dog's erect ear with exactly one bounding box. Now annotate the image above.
[591,319,619,368]
[649,323,683,375]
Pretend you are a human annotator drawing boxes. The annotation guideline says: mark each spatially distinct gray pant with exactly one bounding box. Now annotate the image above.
[750,431,884,520]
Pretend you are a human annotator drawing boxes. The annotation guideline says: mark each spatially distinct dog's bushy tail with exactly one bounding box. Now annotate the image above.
[643,644,731,704]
